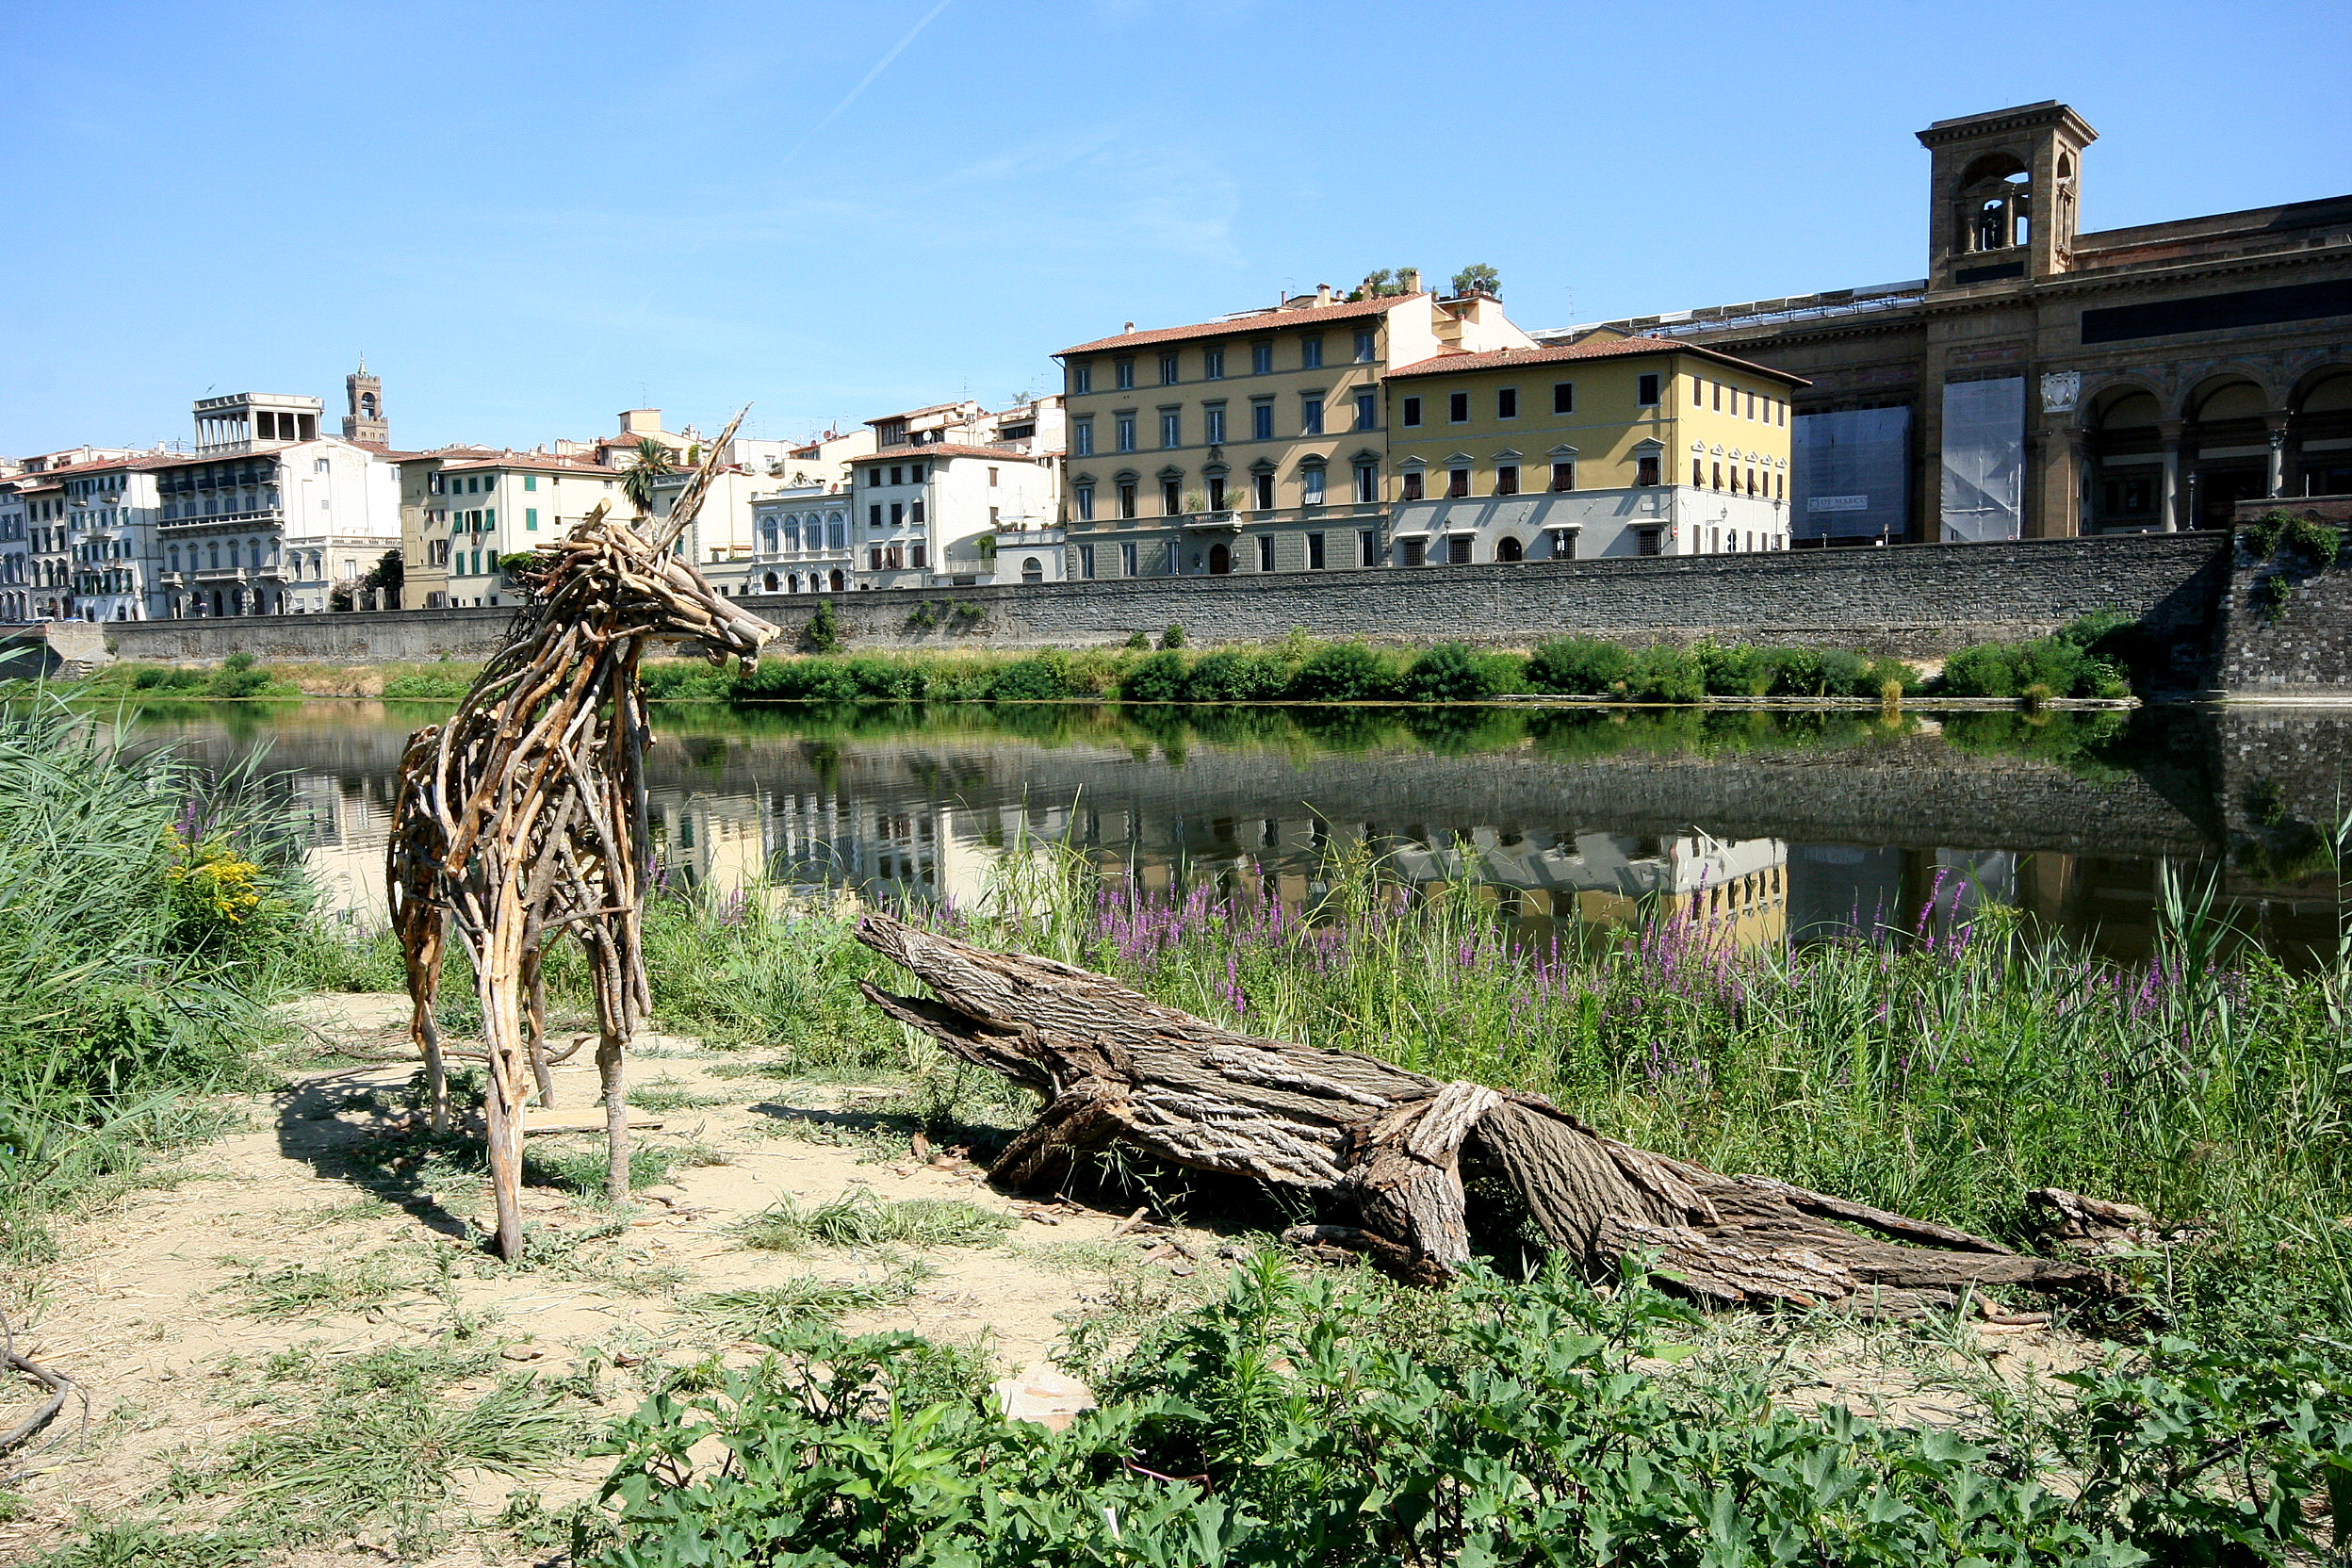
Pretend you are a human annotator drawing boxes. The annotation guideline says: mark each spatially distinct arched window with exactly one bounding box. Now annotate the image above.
[1021,556,1043,583]
[1494,535,1524,562]
[763,571,778,592]
[829,568,845,593]
[789,574,802,595]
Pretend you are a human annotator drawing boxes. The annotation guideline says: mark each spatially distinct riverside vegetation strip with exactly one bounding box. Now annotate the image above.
[5,703,2352,1563]
[45,612,2149,709]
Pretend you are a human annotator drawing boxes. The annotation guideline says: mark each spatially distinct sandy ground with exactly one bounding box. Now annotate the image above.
[2,992,1224,1565]
[2,992,2100,1566]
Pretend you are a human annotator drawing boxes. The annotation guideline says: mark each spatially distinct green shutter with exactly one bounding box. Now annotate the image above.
[526,509,538,531]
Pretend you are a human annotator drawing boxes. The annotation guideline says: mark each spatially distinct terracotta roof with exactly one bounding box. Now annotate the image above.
[1058,293,1429,357]
[868,400,983,423]
[853,443,1037,464]
[438,450,615,474]
[1384,336,1810,387]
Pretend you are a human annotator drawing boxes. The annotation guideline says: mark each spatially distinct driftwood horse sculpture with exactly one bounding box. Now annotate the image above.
[387,423,778,1259]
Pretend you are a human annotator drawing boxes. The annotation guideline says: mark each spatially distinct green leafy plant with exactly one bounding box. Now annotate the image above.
[1119,649,1188,703]
[1286,641,1390,702]
[801,598,842,654]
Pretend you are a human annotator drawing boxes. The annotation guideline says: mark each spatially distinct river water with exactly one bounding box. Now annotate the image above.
[129,699,2351,965]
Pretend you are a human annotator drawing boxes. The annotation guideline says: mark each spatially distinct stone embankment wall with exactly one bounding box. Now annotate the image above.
[102,532,2232,674]
[2214,498,2352,701]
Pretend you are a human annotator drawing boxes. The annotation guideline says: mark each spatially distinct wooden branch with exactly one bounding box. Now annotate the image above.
[855,913,2125,1312]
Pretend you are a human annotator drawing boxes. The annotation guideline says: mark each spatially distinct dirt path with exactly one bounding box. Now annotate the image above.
[3,992,1222,1565]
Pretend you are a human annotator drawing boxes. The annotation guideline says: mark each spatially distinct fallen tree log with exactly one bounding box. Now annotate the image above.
[856,913,2122,1312]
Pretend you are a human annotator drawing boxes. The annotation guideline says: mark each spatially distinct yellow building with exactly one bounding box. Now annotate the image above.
[1381,335,1807,562]
[1054,279,1535,577]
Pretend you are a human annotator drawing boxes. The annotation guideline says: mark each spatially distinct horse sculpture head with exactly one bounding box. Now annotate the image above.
[523,512,779,670]
[514,404,780,671]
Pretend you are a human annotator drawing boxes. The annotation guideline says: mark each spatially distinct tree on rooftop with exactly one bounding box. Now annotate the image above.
[1359,269,1418,299]
[1450,263,1501,298]
[620,436,675,518]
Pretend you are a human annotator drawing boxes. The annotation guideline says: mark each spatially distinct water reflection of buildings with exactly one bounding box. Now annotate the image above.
[286,771,399,927]
[138,704,2344,967]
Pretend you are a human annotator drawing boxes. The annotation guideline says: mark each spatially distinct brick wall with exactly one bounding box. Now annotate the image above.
[2214,499,2352,701]
[104,531,2238,678]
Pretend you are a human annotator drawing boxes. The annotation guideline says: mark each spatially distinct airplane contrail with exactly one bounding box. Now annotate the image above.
[784,0,958,165]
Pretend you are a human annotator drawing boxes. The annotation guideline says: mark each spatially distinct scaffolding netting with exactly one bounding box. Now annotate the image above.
[1939,377,2025,543]
[1791,406,1911,542]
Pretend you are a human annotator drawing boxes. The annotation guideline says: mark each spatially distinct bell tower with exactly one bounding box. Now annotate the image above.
[1917,101,2097,290]
[343,358,388,446]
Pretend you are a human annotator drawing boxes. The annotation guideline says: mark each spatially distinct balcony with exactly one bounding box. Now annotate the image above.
[161,507,283,531]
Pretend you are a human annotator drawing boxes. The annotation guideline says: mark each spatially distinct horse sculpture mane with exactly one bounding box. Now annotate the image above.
[386,414,778,1259]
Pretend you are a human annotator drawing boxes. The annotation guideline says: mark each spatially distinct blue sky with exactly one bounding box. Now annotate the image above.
[3,0,2345,455]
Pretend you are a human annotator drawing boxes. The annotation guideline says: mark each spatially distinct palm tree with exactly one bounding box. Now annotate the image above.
[620,436,676,518]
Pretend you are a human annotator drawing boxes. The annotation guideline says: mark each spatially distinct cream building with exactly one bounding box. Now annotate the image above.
[1053,281,1534,576]
[1381,335,1804,561]
[407,450,623,609]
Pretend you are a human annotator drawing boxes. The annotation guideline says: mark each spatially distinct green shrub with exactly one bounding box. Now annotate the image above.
[1119,650,1188,702]
[209,654,278,698]
[1181,649,1286,703]
[1816,647,1870,697]
[1695,643,1772,696]
[637,662,732,702]
[381,670,475,700]
[1124,630,1152,650]
[840,656,925,700]
[987,657,1070,702]
[2286,514,2345,567]
[1762,645,1824,696]
[1625,644,1704,702]
[129,665,207,693]
[801,599,841,653]
[1938,641,2021,698]
[1286,642,1389,702]
[1399,643,1518,702]
[736,659,858,701]
[1937,637,2124,700]
[1525,637,1631,695]
[1159,623,1186,650]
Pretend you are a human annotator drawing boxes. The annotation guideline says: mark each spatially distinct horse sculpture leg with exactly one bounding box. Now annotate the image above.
[479,890,536,1262]
[523,945,556,1110]
[407,907,451,1135]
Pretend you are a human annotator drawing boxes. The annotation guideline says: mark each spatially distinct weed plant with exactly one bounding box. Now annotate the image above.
[590,1256,2352,1566]
[683,1270,928,1338]
[735,1188,1017,1252]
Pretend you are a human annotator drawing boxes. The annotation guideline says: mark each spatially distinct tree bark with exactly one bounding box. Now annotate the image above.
[855,913,2121,1313]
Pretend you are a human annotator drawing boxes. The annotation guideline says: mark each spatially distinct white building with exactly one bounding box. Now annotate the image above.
[0,454,174,621]
[989,523,1070,585]
[744,482,855,596]
[156,391,402,617]
[0,482,25,620]
[845,444,1059,590]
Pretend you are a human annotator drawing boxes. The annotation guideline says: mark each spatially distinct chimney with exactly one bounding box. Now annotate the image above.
[1402,268,1422,294]
[1315,283,1332,307]
[1122,321,1135,334]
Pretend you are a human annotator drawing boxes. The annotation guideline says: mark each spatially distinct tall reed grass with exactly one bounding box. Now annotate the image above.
[559,828,2352,1340]
[0,696,318,1266]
